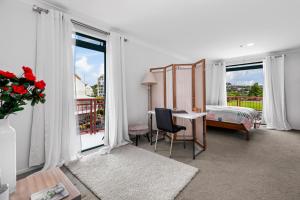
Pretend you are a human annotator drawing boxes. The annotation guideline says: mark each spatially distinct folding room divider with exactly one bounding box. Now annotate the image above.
[150,59,206,146]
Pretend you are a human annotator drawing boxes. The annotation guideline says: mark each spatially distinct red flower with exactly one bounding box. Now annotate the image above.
[39,93,45,98]
[22,66,33,74]
[2,87,9,91]
[35,80,46,89]
[12,85,27,95]
[0,70,16,79]
[24,72,36,82]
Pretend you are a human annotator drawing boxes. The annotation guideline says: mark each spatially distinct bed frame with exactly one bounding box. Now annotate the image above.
[206,119,250,140]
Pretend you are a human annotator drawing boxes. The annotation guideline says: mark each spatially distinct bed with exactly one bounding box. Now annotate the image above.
[206,105,260,140]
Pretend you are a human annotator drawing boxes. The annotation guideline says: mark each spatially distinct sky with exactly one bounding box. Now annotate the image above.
[74,46,105,86]
[226,68,264,86]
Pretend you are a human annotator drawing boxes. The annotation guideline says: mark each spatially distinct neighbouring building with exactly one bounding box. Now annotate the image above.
[74,74,94,98]
[98,75,105,96]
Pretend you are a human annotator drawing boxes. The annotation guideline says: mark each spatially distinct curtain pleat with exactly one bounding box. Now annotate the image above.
[263,56,291,130]
[101,33,130,152]
[206,63,227,106]
[29,10,81,169]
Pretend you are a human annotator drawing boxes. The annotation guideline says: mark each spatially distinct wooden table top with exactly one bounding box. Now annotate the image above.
[10,167,81,200]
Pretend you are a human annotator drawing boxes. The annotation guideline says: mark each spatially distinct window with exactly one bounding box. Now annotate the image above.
[73,32,106,151]
[226,62,263,111]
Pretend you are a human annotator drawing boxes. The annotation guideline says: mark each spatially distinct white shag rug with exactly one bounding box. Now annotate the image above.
[66,144,198,200]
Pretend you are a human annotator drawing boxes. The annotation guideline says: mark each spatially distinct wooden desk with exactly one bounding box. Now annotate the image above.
[10,167,81,200]
[148,111,207,159]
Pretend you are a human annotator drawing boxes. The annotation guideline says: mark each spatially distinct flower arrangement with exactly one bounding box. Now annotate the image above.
[0,66,46,119]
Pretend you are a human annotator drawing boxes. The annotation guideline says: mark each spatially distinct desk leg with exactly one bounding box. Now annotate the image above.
[150,114,153,145]
[192,119,196,159]
[203,116,207,150]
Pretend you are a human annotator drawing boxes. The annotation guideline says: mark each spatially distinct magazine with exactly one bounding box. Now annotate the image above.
[31,183,69,200]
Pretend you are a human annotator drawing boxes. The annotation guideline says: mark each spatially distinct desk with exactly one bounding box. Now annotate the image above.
[148,111,207,159]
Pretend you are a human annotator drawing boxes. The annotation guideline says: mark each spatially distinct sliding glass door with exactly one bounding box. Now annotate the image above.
[73,32,106,151]
[226,62,263,119]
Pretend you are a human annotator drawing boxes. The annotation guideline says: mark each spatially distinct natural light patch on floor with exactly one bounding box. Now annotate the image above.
[81,131,104,151]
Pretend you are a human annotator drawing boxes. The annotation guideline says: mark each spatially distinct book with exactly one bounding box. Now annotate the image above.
[31,183,69,200]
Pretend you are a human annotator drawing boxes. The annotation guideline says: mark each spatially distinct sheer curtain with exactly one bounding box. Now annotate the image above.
[263,55,291,130]
[102,32,130,152]
[29,9,81,169]
[206,62,227,106]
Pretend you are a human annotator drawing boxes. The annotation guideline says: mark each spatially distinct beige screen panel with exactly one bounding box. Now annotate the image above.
[166,66,173,109]
[175,65,193,138]
[195,62,204,111]
[151,70,164,109]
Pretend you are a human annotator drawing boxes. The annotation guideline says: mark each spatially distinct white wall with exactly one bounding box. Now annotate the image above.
[124,40,185,125]
[0,0,37,173]
[285,50,300,130]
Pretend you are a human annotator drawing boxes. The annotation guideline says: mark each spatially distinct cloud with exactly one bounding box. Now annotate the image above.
[226,69,264,86]
[99,63,105,75]
[75,56,92,72]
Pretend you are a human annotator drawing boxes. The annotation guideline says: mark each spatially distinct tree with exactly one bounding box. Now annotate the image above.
[248,83,263,97]
[91,84,98,97]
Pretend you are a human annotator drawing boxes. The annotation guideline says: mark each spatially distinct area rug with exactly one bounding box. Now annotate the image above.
[66,144,198,200]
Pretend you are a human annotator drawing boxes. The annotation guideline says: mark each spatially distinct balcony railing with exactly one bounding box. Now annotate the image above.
[227,96,263,111]
[76,98,105,134]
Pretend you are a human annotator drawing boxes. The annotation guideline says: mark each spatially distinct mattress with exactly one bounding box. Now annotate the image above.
[206,105,259,130]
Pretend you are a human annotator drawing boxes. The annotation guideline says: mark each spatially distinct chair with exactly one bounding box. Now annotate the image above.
[154,108,186,157]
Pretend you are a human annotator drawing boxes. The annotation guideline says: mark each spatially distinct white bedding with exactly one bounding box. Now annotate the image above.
[206,105,259,130]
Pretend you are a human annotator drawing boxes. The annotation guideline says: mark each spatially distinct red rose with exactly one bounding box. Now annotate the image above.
[35,80,46,89]
[2,87,9,91]
[24,72,36,81]
[39,93,45,98]
[0,70,16,79]
[12,85,27,95]
[22,66,33,74]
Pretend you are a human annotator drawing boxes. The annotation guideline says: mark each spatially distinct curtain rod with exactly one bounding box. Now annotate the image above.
[32,5,128,41]
[32,5,49,14]
[71,19,110,36]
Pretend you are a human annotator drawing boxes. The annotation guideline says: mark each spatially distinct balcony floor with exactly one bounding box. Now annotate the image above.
[81,131,105,151]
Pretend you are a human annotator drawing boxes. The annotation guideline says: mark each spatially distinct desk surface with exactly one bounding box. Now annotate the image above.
[148,110,207,120]
[10,167,81,200]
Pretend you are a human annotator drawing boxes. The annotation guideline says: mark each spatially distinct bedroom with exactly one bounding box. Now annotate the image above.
[0,0,299,200]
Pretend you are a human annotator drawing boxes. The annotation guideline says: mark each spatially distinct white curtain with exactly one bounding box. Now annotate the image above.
[206,62,227,106]
[102,32,130,152]
[29,9,81,169]
[263,56,291,130]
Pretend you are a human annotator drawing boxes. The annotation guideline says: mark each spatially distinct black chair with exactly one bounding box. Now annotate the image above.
[154,108,186,157]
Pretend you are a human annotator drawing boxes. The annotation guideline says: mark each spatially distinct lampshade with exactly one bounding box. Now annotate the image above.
[142,72,157,85]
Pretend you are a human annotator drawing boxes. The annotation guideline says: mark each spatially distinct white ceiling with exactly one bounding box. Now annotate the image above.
[46,0,300,60]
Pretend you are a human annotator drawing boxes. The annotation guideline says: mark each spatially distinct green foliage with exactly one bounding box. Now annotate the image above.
[91,84,98,97]
[227,91,241,96]
[248,83,263,97]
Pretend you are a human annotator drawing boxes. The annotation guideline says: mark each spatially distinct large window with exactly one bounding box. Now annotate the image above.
[226,62,263,111]
[73,32,106,151]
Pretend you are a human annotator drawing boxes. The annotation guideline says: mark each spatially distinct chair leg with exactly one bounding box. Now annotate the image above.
[154,130,159,152]
[146,133,150,142]
[183,130,186,149]
[136,135,139,146]
[170,134,174,158]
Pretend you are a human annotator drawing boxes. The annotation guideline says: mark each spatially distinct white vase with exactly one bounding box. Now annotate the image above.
[0,119,16,193]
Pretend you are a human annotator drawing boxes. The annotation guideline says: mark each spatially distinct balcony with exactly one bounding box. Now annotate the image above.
[76,98,105,151]
[227,96,263,111]
[76,98,105,134]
